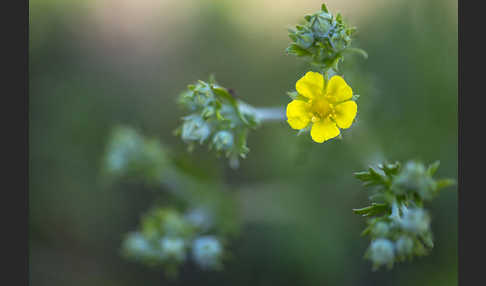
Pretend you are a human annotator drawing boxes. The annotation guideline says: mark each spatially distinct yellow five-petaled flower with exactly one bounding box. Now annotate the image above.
[286,71,358,143]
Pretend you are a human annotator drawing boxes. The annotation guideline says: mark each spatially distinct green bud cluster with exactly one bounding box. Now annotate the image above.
[286,3,367,73]
[122,207,227,277]
[104,126,240,277]
[104,126,170,182]
[353,161,455,270]
[175,76,261,168]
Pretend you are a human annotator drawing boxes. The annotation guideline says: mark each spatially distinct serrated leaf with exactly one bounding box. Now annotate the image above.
[341,47,368,59]
[435,178,456,190]
[352,203,388,216]
[369,166,388,182]
[321,3,328,13]
[287,91,299,100]
[427,161,440,176]
[361,225,372,236]
[420,232,434,249]
[213,86,237,106]
[354,166,388,185]
[286,44,312,57]
[382,162,401,176]
[216,110,225,121]
[336,13,343,23]
[354,171,371,181]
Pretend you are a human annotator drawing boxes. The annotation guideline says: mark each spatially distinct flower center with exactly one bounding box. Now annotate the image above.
[309,97,334,122]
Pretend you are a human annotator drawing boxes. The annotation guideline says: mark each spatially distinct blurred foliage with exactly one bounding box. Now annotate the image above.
[104,126,239,277]
[29,0,457,285]
[353,161,455,270]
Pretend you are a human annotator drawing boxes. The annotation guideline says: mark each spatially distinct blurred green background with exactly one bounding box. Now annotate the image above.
[29,0,457,285]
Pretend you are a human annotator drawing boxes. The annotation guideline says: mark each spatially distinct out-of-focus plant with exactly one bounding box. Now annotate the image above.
[122,207,228,277]
[353,161,455,270]
[104,126,239,277]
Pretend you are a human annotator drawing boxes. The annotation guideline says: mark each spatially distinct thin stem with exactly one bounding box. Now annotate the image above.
[389,201,400,221]
[237,101,286,123]
[253,107,286,122]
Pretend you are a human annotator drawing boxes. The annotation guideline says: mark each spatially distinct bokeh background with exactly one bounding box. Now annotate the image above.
[29,0,457,285]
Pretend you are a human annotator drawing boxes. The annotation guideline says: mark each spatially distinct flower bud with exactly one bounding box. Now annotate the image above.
[185,207,213,232]
[192,236,223,270]
[311,16,332,38]
[181,115,211,144]
[368,238,395,267]
[105,127,143,173]
[124,232,152,257]
[395,236,414,256]
[287,4,357,70]
[399,208,430,234]
[212,130,234,151]
[161,210,193,237]
[372,221,390,237]
[160,237,186,262]
[296,31,315,49]
[392,161,436,199]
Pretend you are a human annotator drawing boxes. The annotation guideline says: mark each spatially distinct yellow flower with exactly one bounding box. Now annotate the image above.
[286,71,357,143]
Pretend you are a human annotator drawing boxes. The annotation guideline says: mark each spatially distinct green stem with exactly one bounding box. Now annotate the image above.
[253,107,286,122]
[237,101,286,123]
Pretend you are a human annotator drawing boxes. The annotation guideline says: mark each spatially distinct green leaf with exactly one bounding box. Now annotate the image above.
[361,225,372,236]
[435,178,456,190]
[354,166,388,186]
[341,47,368,59]
[321,3,329,13]
[213,86,237,106]
[381,162,401,176]
[427,161,440,176]
[288,33,298,42]
[354,171,371,181]
[352,203,388,216]
[287,91,299,99]
[286,44,312,57]
[216,110,225,121]
[335,13,343,23]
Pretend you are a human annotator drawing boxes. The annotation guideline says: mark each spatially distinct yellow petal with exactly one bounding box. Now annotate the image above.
[325,75,352,103]
[295,71,324,99]
[310,118,340,143]
[333,100,357,129]
[286,100,311,130]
